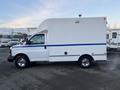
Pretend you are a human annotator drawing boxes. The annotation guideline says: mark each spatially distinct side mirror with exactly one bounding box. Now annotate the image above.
[26,39,31,45]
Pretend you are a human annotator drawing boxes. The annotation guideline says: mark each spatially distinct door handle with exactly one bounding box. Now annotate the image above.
[44,45,47,49]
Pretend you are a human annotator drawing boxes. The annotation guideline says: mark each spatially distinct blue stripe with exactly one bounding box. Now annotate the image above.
[47,43,106,47]
[13,43,106,48]
[50,55,80,57]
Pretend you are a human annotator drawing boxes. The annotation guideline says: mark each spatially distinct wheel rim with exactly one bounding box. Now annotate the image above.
[81,58,90,67]
[17,58,26,67]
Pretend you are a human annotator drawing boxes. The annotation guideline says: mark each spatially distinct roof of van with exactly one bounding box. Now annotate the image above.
[39,17,106,27]
[44,17,106,20]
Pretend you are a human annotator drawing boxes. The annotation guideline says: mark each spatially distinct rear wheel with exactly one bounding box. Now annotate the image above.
[15,55,30,68]
[78,55,93,68]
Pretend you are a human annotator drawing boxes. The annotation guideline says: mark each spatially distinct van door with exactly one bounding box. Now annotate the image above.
[27,34,49,61]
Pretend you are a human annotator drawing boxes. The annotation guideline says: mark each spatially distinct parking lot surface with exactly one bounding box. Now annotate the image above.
[1,48,120,90]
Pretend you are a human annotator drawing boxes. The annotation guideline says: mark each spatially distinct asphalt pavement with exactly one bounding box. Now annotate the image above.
[0,48,120,90]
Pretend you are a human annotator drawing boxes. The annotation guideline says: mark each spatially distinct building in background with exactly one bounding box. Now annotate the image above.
[0,28,39,47]
[0,27,38,37]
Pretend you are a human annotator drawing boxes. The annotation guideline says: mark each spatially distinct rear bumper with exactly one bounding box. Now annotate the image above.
[8,55,14,62]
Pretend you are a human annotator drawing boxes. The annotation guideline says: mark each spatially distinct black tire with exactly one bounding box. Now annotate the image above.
[78,56,93,68]
[15,55,30,68]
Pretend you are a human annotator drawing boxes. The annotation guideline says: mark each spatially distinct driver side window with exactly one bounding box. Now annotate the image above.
[30,34,45,44]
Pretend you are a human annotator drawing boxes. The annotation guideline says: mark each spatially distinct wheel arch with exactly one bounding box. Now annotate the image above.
[14,53,30,62]
[78,54,94,62]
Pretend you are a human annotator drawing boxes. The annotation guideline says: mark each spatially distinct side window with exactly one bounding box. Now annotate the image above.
[30,34,45,44]
[112,32,117,38]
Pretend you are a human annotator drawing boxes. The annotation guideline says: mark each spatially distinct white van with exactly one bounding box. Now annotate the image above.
[8,17,107,68]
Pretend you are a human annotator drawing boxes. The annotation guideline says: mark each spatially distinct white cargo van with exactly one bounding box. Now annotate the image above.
[8,17,107,68]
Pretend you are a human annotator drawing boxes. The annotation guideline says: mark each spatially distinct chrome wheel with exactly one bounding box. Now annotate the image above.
[17,58,26,67]
[81,58,90,67]
[15,55,30,68]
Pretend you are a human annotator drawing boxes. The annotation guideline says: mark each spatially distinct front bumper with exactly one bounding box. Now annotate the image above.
[8,55,14,62]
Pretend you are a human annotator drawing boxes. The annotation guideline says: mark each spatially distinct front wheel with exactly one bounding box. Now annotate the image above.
[78,56,93,68]
[15,55,30,68]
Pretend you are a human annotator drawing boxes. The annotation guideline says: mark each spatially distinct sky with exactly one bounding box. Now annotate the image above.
[0,0,120,28]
